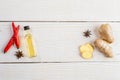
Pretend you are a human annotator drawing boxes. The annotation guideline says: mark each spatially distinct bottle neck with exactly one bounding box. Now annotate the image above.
[24,30,31,34]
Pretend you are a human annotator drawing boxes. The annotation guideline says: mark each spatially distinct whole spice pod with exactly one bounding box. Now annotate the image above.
[83,30,92,38]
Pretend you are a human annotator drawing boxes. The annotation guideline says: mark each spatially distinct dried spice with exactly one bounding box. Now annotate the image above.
[83,30,92,38]
[15,50,24,59]
[4,22,20,53]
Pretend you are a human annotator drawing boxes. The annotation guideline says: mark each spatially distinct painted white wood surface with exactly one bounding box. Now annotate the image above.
[0,0,120,80]
[0,63,120,80]
[0,0,119,21]
[0,22,120,80]
[0,22,120,62]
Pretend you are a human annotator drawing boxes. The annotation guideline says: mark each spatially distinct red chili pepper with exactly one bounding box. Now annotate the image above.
[4,22,20,53]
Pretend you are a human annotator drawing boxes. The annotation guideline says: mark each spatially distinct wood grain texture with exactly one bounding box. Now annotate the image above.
[0,22,120,62]
[0,63,120,80]
[0,22,119,80]
[0,0,120,80]
[0,0,119,21]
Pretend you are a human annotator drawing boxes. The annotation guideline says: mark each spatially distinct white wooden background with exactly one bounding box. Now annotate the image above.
[0,0,120,80]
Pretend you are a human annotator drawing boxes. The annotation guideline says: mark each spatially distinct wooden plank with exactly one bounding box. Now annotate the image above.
[0,0,119,21]
[0,1,120,80]
[0,63,119,80]
[0,22,120,62]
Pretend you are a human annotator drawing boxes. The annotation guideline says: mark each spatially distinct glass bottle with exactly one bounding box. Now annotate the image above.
[24,26,36,57]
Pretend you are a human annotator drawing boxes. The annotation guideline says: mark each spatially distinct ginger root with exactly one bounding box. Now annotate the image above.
[99,24,114,43]
[94,39,113,57]
[94,24,114,58]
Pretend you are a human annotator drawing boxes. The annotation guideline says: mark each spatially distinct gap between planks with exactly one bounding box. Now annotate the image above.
[0,20,120,23]
[0,61,120,64]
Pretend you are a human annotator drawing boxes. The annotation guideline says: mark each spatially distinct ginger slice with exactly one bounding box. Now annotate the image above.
[99,24,114,43]
[94,38,113,57]
[80,43,94,59]
[81,52,93,59]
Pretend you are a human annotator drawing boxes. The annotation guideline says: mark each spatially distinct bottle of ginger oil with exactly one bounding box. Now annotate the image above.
[24,26,36,57]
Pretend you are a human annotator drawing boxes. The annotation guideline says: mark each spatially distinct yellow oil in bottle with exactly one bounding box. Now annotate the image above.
[24,26,36,57]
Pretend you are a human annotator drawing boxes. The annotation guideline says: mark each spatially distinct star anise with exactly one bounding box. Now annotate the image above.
[83,30,92,38]
[15,50,24,59]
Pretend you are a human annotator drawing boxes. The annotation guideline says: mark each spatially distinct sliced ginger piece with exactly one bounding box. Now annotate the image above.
[80,43,94,53]
[80,43,94,59]
[86,44,94,53]
[80,45,88,53]
[81,52,93,59]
